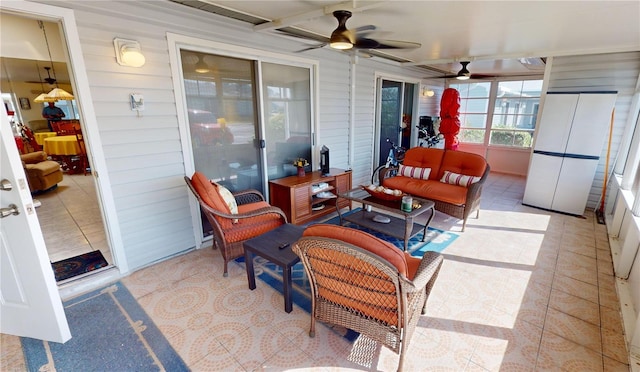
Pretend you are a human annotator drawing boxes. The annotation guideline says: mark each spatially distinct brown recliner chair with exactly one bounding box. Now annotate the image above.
[20,151,63,193]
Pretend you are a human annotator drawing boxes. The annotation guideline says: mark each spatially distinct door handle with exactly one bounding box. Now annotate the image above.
[0,204,20,218]
[0,179,12,191]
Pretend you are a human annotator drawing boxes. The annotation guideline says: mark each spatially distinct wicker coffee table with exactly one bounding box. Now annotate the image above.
[337,188,435,251]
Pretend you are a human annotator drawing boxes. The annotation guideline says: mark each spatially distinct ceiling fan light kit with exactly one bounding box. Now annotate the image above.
[194,55,210,73]
[456,61,471,80]
[329,10,353,50]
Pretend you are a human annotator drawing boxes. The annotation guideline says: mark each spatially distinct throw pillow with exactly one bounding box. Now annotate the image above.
[440,170,481,187]
[399,164,431,180]
[217,185,238,215]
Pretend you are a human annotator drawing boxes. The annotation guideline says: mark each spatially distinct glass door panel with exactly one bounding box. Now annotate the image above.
[262,62,312,180]
[378,80,402,167]
[181,51,262,193]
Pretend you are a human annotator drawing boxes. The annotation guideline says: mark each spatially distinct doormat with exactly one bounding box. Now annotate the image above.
[21,281,189,372]
[51,250,109,282]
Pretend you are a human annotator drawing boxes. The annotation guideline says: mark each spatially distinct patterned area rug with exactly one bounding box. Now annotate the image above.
[21,282,188,371]
[51,250,109,282]
[239,213,458,340]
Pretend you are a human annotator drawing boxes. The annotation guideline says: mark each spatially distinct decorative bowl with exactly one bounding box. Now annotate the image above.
[361,185,404,201]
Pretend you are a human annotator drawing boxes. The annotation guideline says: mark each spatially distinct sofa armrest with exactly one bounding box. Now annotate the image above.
[378,165,399,184]
[465,164,490,206]
[20,151,47,164]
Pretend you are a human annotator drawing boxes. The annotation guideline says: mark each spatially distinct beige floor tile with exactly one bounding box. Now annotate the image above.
[552,273,599,304]
[543,307,602,353]
[601,327,630,365]
[603,355,631,372]
[537,329,603,371]
[600,306,624,333]
[549,288,600,326]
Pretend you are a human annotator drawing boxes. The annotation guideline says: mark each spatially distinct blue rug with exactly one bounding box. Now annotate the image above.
[21,281,188,372]
[239,212,457,341]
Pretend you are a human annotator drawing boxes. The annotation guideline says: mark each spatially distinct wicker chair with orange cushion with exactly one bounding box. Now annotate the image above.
[185,172,287,276]
[293,224,443,371]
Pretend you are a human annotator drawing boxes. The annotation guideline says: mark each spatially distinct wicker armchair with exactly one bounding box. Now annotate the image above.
[293,224,443,371]
[185,172,287,276]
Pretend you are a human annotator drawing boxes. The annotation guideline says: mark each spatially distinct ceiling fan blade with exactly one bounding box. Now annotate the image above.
[368,39,421,49]
[295,43,328,53]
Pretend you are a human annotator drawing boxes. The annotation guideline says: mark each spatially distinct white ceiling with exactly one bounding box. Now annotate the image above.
[175,0,640,77]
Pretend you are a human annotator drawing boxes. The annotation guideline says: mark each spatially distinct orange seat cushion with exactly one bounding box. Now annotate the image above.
[304,224,408,276]
[190,172,231,213]
[191,172,284,238]
[224,201,285,243]
[384,177,468,205]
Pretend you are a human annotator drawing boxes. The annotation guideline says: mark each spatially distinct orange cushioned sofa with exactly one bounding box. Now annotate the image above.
[381,147,490,231]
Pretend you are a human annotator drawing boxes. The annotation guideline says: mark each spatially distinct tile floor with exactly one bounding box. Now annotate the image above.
[0,172,632,371]
[34,173,112,264]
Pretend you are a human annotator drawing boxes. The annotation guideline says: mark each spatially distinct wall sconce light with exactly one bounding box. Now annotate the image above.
[114,38,146,67]
[421,87,435,97]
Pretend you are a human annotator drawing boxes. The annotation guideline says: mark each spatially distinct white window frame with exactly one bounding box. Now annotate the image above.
[449,78,543,149]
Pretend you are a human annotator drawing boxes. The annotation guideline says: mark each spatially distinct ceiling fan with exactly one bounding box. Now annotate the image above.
[437,61,498,80]
[27,66,57,85]
[295,10,421,53]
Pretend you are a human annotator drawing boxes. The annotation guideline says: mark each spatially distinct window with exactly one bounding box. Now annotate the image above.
[449,82,491,144]
[449,79,543,148]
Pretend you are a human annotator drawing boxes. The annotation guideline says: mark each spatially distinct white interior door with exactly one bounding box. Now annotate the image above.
[0,110,70,343]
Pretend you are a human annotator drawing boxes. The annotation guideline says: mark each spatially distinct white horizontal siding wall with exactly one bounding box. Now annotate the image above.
[547,52,640,211]
[30,0,437,271]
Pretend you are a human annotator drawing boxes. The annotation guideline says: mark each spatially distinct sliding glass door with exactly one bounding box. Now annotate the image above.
[262,62,312,179]
[180,50,312,236]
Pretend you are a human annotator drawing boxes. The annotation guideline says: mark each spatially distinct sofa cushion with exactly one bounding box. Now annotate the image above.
[384,177,468,205]
[398,164,431,180]
[303,224,409,276]
[402,147,445,180]
[440,170,481,187]
[438,150,487,179]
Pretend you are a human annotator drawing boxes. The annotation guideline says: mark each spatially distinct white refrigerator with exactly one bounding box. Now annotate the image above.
[523,92,617,215]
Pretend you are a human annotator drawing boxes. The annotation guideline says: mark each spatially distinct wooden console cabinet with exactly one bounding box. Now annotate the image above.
[269,168,352,225]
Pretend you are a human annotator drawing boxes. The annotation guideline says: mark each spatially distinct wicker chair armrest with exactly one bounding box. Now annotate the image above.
[233,189,266,205]
[465,164,490,205]
[379,165,399,183]
[403,251,443,292]
[200,202,286,222]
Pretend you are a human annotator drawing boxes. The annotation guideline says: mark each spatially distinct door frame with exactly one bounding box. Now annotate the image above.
[166,33,319,248]
[1,1,126,273]
[373,72,420,169]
